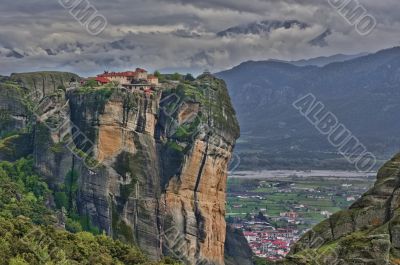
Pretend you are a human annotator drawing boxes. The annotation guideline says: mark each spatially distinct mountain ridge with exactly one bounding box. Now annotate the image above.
[216,46,400,171]
[217,20,309,37]
[216,19,331,47]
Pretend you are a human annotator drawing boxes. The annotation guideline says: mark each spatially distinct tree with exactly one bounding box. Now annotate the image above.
[9,257,29,265]
[154,70,165,82]
[245,213,252,221]
[154,70,162,78]
[226,216,234,224]
[184,73,195,81]
[257,211,268,222]
[171,72,181,81]
[83,79,98,88]
[66,218,83,233]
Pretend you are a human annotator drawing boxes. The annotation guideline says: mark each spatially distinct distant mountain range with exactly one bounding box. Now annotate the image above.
[217,20,309,37]
[261,52,369,68]
[217,47,400,170]
[217,19,331,47]
[286,52,369,67]
[0,49,25,59]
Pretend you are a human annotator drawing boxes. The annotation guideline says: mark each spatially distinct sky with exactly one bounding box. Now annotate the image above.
[0,0,399,76]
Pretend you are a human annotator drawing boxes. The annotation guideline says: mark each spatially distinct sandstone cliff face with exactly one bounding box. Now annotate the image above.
[278,153,400,265]
[162,134,233,264]
[6,72,241,265]
[158,75,239,265]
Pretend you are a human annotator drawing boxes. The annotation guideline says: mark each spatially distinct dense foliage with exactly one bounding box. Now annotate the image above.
[0,158,54,225]
[0,158,180,265]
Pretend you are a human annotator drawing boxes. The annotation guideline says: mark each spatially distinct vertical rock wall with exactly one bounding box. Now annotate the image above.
[30,75,240,265]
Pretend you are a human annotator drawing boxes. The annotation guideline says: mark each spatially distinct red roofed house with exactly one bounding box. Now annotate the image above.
[97,68,154,86]
[95,76,111,85]
[95,68,159,92]
[272,240,288,247]
[97,71,136,85]
[243,232,257,242]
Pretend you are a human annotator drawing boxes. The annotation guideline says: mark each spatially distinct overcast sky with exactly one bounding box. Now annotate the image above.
[0,0,399,76]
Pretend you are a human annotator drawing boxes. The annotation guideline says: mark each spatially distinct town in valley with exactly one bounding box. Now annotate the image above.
[226,172,376,261]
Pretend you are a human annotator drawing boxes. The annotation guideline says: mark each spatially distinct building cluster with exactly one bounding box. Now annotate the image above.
[89,68,159,93]
[242,224,300,261]
[227,177,373,262]
[279,211,299,224]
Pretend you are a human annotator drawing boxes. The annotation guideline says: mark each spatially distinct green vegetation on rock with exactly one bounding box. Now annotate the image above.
[161,74,239,145]
[0,216,179,265]
[0,157,180,265]
[0,157,54,225]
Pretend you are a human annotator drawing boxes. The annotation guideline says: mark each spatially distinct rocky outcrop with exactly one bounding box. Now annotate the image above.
[0,80,34,160]
[2,72,242,265]
[278,153,400,265]
[10,71,80,101]
[0,72,79,161]
[158,75,240,264]
[225,225,254,265]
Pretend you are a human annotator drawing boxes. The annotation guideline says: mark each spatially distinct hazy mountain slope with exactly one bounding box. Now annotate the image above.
[287,53,368,67]
[217,47,400,170]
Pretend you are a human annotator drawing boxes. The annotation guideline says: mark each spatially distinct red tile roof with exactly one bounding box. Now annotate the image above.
[272,240,288,247]
[97,68,149,78]
[98,71,137,77]
[95,77,111,84]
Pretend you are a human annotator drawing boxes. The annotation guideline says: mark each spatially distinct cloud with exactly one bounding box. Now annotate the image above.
[0,0,399,75]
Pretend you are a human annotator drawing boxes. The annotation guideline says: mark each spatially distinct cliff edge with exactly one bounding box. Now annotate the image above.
[0,71,243,265]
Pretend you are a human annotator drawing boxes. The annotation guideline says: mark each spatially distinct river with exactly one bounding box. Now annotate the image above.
[229,169,376,180]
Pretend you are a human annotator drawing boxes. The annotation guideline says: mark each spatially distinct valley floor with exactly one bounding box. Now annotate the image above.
[226,171,376,261]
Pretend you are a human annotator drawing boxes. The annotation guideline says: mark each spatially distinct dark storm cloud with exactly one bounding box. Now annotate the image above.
[0,0,399,75]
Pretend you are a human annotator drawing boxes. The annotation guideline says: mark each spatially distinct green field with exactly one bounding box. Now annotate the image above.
[226,176,375,225]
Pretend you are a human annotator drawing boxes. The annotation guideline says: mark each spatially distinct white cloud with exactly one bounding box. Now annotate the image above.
[0,0,399,75]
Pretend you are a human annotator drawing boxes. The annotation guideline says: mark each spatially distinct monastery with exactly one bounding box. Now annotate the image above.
[94,68,159,91]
